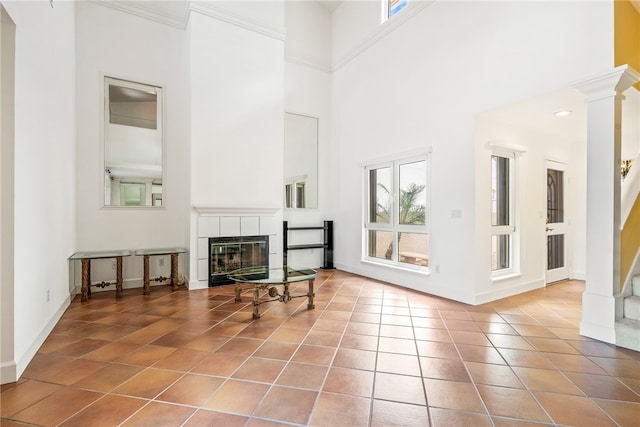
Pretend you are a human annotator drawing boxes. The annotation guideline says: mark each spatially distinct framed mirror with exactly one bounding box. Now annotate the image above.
[284,112,318,209]
[103,76,163,207]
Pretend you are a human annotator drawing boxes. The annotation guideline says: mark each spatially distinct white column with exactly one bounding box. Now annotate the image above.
[574,65,640,343]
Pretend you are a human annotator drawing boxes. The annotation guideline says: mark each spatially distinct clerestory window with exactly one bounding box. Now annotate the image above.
[384,0,408,21]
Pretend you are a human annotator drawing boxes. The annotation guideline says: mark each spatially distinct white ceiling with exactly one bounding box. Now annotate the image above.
[484,88,587,143]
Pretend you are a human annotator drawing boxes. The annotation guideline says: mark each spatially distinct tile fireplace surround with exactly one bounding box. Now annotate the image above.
[194,206,280,289]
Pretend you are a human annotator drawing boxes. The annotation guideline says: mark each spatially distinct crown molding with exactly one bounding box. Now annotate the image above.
[285,48,331,74]
[91,1,190,29]
[190,1,286,41]
[332,0,435,72]
[573,65,640,102]
[91,1,286,41]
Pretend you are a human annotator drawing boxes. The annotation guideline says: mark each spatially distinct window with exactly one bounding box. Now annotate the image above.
[491,152,516,274]
[382,0,408,22]
[285,180,306,209]
[365,156,429,270]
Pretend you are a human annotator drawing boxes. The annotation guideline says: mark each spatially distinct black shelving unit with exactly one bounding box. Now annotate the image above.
[283,220,333,269]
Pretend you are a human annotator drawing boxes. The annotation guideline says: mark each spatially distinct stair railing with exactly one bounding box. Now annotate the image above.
[621,151,640,297]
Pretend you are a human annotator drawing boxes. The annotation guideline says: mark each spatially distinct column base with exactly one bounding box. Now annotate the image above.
[579,291,618,344]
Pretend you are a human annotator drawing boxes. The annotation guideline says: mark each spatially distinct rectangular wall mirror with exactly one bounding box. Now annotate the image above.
[284,112,318,209]
[104,76,163,207]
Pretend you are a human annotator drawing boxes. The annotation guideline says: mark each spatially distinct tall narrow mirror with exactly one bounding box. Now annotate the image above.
[284,113,318,209]
[104,77,163,207]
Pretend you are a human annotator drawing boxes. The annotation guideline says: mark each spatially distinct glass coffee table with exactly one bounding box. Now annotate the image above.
[228,266,317,319]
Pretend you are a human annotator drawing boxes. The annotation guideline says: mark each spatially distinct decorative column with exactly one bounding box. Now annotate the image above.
[573,65,640,344]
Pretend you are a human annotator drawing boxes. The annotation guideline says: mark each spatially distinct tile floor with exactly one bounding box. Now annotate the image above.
[1,270,639,426]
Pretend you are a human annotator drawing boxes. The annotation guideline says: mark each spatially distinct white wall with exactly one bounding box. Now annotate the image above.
[75,1,191,286]
[283,1,332,268]
[1,0,76,382]
[474,116,587,302]
[0,2,16,384]
[188,5,285,285]
[331,1,612,303]
[189,9,284,207]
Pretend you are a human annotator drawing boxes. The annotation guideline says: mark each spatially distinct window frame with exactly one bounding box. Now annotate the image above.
[491,149,518,278]
[364,154,430,272]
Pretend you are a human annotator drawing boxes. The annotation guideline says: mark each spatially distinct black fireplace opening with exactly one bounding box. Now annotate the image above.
[209,235,269,286]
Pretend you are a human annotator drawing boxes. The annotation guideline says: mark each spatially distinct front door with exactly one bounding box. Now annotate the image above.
[545,160,570,284]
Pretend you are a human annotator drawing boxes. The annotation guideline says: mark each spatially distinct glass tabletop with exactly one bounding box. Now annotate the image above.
[69,250,131,260]
[134,247,186,256]
[228,266,317,284]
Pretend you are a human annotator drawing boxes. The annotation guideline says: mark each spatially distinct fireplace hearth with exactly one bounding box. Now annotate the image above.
[209,235,269,286]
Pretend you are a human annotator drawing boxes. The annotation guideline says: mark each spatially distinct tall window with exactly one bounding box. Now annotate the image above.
[491,152,515,274]
[365,156,429,269]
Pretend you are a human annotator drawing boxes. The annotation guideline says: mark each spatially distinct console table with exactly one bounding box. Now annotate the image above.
[227,266,317,319]
[134,248,186,294]
[69,250,131,302]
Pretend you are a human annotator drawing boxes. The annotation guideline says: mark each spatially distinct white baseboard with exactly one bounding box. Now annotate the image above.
[189,279,208,290]
[474,279,545,305]
[0,360,17,385]
[579,320,616,344]
[3,295,71,383]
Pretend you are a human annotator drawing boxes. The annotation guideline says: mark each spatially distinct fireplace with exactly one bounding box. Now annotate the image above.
[209,235,269,286]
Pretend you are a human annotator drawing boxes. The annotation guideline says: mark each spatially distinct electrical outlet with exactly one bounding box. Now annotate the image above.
[159,258,165,267]
[112,260,116,270]
[46,289,50,302]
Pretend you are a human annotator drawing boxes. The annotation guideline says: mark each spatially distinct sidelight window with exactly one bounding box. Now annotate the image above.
[491,151,517,275]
